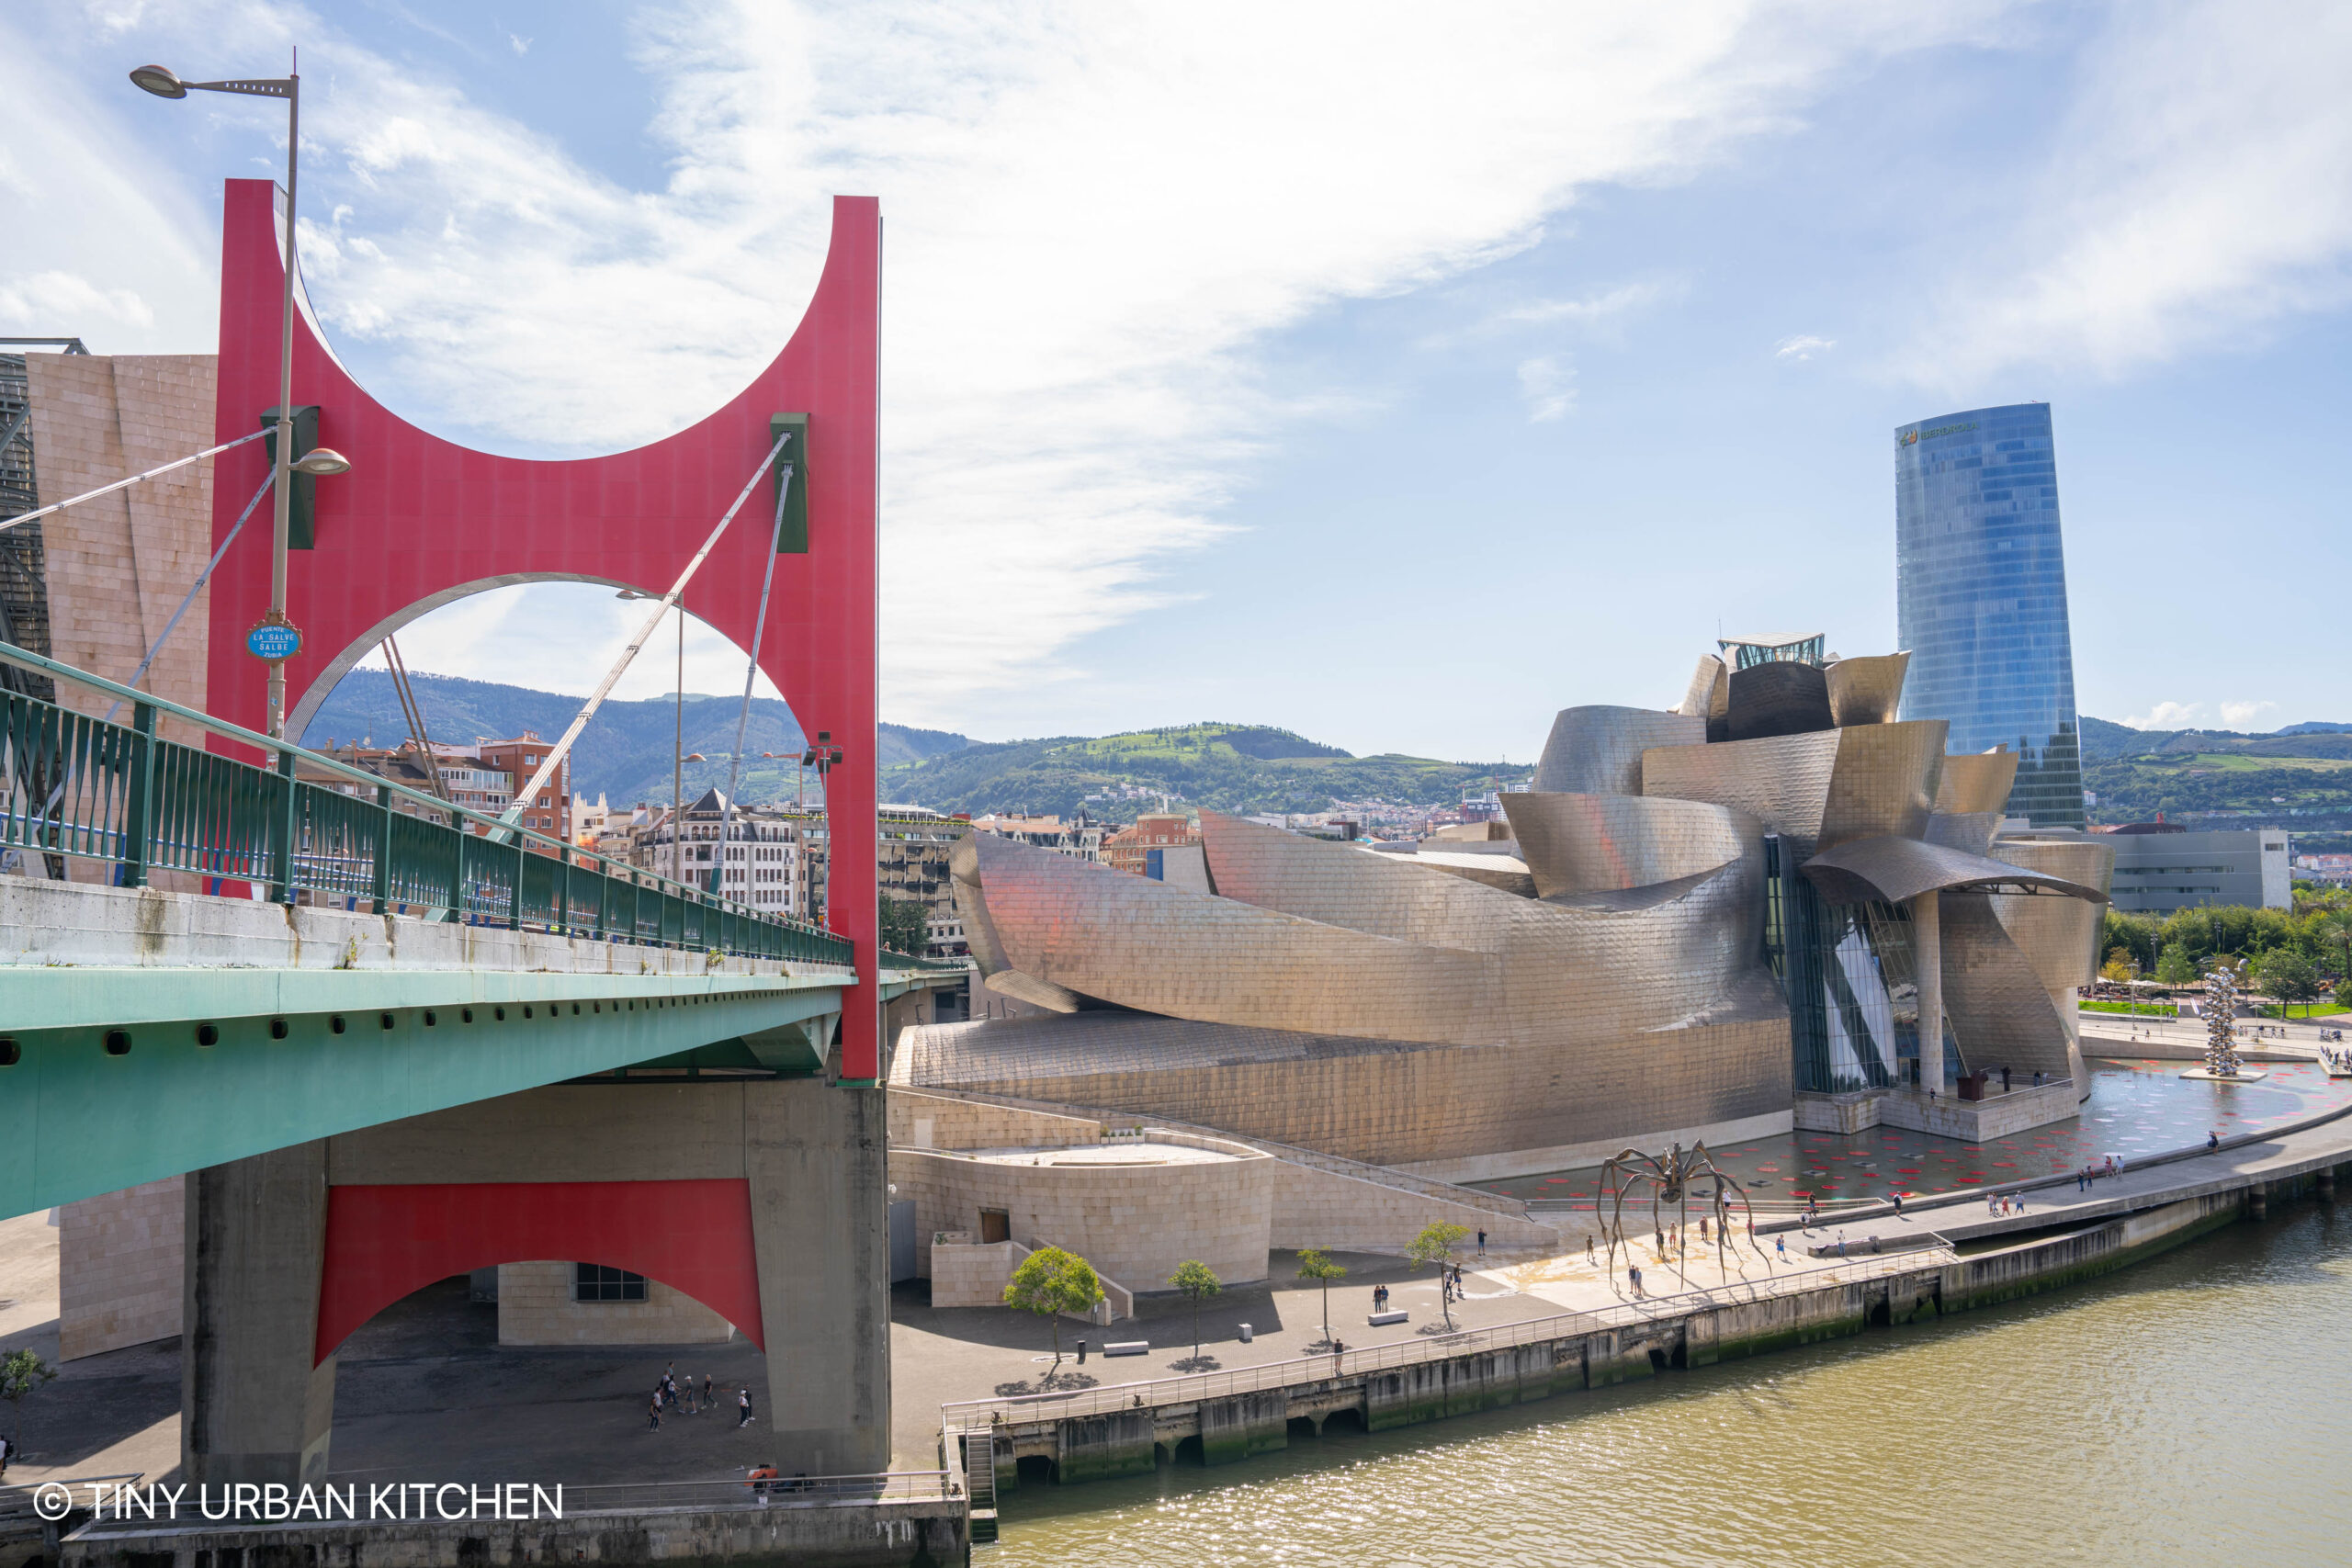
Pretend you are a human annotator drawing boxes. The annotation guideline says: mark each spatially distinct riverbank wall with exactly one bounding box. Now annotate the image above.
[961,1157,2344,1493]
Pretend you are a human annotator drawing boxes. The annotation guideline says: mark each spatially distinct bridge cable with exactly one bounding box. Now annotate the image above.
[0,428,271,535]
[709,461,793,902]
[492,427,793,848]
[96,469,275,726]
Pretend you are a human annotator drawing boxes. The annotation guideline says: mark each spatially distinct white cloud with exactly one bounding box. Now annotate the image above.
[508,33,531,56]
[17,0,2031,727]
[1497,278,1681,331]
[1904,0,2352,382]
[0,269,155,329]
[2122,700,2203,730]
[1774,333,1833,360]
[1517,355,1577,422]
[2220,699,2277,729]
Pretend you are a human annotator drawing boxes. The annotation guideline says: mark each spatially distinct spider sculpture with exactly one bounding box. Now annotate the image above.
[1599,1140,1761,1283]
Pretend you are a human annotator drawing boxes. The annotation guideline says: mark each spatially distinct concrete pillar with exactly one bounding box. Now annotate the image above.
[1913,890,1944,1096]
[182,1142,337,1485]
[745,1077,892,1475]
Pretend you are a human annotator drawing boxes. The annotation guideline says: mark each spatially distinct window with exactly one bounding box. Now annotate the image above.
[573,1263,648,1303]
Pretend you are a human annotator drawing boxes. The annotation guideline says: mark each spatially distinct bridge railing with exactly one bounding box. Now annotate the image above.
[0,640,853,966]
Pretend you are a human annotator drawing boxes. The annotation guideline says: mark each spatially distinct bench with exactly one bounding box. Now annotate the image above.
[1366,1310,1409,1326]
[1103,1341,1149,1357]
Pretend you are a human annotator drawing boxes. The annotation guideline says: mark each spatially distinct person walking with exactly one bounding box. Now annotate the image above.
[648,1393,662,1431]
[1891,1191,1905,1217]
[704,1373,715,1407]
[1476,1229,1487,1251]
[1774,1235,1786,1259]
[738,1388,755,1427]
[2208,1130,2221,1151]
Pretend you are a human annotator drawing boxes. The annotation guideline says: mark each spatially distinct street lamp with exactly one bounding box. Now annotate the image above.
[132,55,308,737]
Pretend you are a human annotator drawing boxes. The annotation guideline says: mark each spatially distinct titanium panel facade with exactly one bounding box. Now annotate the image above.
[1533,706,1705,795]
[1826,653,1909,728]
[1500,791,1758,899]
[1895,403,2086,828]
[1986,832,2116,998]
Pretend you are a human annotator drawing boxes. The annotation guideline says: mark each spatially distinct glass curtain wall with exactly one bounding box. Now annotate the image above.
[1764,837,1965,1092]
[1894,403,2086,829]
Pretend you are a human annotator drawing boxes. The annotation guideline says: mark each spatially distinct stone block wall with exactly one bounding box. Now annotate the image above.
[26,355,218,744]
[894,1133,1272,1289]
[921,1016,1790,1176]
[58,1176,185,1359]
[888,1088,1101,1150]
[494,1261,736,1346]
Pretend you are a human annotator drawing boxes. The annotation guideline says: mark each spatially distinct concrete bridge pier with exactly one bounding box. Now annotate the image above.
[182,1143,337,1485]
[175,1077,896,1485]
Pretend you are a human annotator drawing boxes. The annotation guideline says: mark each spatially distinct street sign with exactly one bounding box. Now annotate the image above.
[247,621,301,661]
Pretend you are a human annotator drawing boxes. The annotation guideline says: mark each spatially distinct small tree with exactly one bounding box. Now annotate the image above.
[1002,1247,1104,1382]
[2155,945,2197,987]
[1407,1222,1470,1328]
[3,1348,56,1451]
[1169,1259,1221,1362]
[1295,1248,1347,1343]
[2099,948,2134,987]
[877,895,932,955]
[2255,949,2321,1019]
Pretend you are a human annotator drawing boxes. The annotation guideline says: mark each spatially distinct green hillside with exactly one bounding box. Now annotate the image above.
[878,721,1532,818]
[301,669,969,808]
[2081,715,2352,847]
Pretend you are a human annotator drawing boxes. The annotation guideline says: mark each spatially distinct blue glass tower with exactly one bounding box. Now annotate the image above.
[1894,403,2086,829]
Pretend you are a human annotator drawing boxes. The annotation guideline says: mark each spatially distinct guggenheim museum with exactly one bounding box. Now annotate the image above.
[896,642,2114,1181]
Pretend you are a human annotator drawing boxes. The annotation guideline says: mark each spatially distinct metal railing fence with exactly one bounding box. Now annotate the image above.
[556,1472,953,1513]
[940,1237,1954,1431]
[0,640,851,966]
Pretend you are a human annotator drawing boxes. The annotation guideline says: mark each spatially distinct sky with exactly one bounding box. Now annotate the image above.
[5,0,2346,759]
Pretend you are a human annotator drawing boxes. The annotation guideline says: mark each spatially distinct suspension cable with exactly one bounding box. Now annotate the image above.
[710,462,792,897]
[495,428,793,840]
[1,428,270,534]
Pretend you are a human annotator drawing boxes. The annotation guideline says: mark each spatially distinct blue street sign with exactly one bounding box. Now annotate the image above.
[247,623,302,661]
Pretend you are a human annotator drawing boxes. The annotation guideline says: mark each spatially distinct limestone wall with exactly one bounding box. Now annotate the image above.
[494,1260,735,1346]
[914,1015,1790,1176]
[888,1088,1102,1150]
[895,1134,1272,1288]
[58,1176,184,1359]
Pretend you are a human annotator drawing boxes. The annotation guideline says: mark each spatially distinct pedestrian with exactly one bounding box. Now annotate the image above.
[0,1430,11,1480]
[1838,1237,1849,1258]
[2001,1066,2011,1092]
[2208,1130,2220,1150]
[1477,1229,1487,1251]
[1774,1235,1786,1259]
[738,1388,755,1427]
[649,1393,662,1431]
[1585,1236,1596,1265]
[704,1374,714,1406]
[1628,1265,1643,1296]
[1891,1191,1905,1217]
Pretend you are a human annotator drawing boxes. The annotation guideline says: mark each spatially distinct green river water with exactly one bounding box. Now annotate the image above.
[989,1197,2352,1565]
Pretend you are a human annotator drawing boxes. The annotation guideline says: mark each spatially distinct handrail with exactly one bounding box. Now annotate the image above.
[940,1237,1954,1429]
[0,639,851,964]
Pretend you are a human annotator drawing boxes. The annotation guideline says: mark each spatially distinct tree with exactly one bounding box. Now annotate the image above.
[3,1348,56,1450]
[1002,1247,1104,1382]
[2255,948,2322,1019]
[1169,1259,1221,1362]
[877,895,931,955]
[1295,1248,1347,1345]
[2155,945,2197,987]
[2099,948,2134,986]
[1407,1222,1470,1329]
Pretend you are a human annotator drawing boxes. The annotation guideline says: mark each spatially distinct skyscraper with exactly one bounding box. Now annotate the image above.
[1894,402,2086,829]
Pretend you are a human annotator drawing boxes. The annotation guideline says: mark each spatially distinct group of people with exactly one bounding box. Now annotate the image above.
[1984,1191,2027,1217]
[646,1363,753,1431]
[1438,1263,1469,1305]
[2075,1154,2124,1191]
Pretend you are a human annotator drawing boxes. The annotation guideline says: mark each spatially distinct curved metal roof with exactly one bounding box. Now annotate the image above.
[1799,833,2108,907]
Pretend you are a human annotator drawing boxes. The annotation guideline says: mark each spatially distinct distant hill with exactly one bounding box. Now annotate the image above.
[2079,714,2352,841]
[878,720,1531,818]
[300,669,970,808]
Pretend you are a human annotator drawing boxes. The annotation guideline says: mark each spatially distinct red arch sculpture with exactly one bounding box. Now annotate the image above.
[202,178,881,1079]
[315,1180,763,1364]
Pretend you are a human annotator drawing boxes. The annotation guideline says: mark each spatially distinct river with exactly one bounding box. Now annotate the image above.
[991,1196,2352,1565]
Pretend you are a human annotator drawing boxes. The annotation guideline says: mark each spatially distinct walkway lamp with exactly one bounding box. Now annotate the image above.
[130,55,311,737]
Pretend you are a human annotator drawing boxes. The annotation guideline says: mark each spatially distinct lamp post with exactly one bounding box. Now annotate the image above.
[131,55,315,738]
